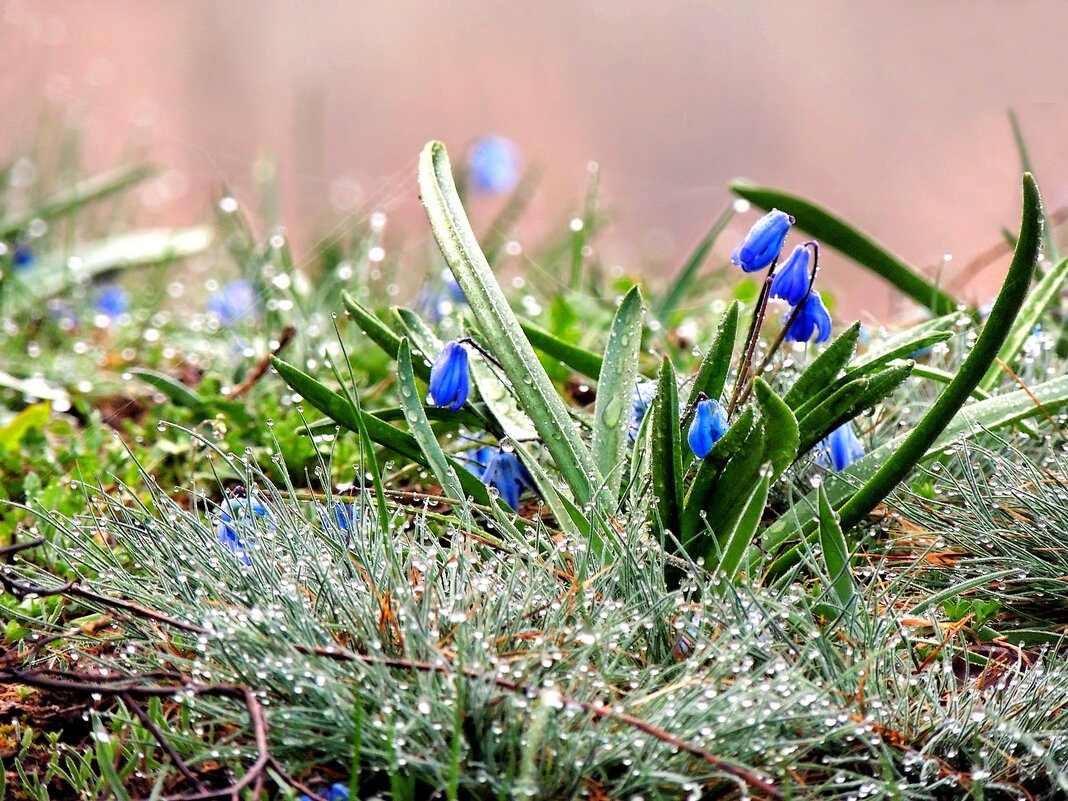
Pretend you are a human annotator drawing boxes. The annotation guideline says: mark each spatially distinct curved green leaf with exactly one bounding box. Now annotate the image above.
[783,323,861,409]
[754,378,798,478]
[654,204,734,322]
[519,320,603,378]
[650,357,684,541]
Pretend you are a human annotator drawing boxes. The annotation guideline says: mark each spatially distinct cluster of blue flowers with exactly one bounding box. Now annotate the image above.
[732,209,831,344]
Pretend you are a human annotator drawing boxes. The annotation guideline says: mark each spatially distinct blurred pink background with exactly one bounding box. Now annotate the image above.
[5,1,1068,319]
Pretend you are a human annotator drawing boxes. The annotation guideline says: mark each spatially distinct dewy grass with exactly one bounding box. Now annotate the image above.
[4,128,1068,800]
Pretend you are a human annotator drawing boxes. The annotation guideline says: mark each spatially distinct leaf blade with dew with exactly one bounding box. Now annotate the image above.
[341,291,431,383]
[783,322,861,409]
[396,339,466,503]
[689,301,739,407]
[650,357,684,543]
[0,402,51,452]
[1009,108,1058,263]
[592,286,644,499]
[730,179,962,315]
[653,204,734,323]
[129,368,208,411]
[846,312,960,375]
[708,471,770,583]
[0,164,159,237]
[753,378,799,478]
[817,485,856,612]
[978,257,1068,393]
[519,319,603,379]
[419,141,603,509]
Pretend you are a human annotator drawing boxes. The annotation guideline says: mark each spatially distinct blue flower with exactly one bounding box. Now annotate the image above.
[460,445,534,511]
[208,279,257,326]
[769,245,811,306]
[96,285,129,317]
[816,422,865,471]
[216,495,271,565]
[468,136,521,194]
[300,783,350,801]
[428,340,470,411]
[784,290,832,344]
[731,209,794,273]
[687,399,728,458]
[322,502,358,531]
[629,381,658,442]
[12,243,35,271]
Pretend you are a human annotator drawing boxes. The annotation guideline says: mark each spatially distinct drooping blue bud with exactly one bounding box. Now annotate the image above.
[468,136,521,194]
[628,380,658,442]
[784,290,832,344]
[769,245,811,306]
[731,209,794,273]
[216,495,271,565]
[96,284,129,317]
[460,444,534,510]
[816,422,865,471]
[427,340,470,411]
[687,399,729,458]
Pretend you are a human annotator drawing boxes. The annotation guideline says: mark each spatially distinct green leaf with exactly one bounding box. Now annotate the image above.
[783,323,861,409]
[0,164,159,236]
[653,204,734,322]
[591,286,644,499]
[730,180,961,315]
[396,339,466,502]
[0,403,51,452]
[690,301,739,405]
[753,378,799,478]
[519,319,603,378]
[650,358,684,541]
[129,368,207,410]
[705,421,767,550]
[847,313,960,375]
[419,141,603,508]
[817,486,856,611]
[341,291,431,382]
[709,472,770,582]
[978,257,1068,393]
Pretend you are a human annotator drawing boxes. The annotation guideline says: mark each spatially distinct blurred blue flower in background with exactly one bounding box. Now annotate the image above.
[12,243,35,271]
[687,398,728,458]
[784,290,832,344]
[300,783,350,801]
[323,502,358,531]
[731,209,793,273]
[769,245,811,305]
[816,422,865,471]
[461,444,534,511]
[468,135,521,194]
[629,381,658,442]
[96,284,129,317]
[216,494,271,565]
[428,340,470,411]
[208,278,257,326]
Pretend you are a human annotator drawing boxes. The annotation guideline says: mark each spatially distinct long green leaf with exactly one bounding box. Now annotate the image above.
[817,486,855,611]
[847,313,960,375]
[690,301,739,405]
[754,378,799,478]
[341,291,431,381]
[834,173,1042,534]
[129,368,207,410]
[783,323,861,409]
[709,472,770,582]
[978,257,1068,393]
[650,358,684,541]
[592,286,644,498]
[731,180,961,315]
[654,204,734,322]
[519,319,603,378]
[419,141,602,508]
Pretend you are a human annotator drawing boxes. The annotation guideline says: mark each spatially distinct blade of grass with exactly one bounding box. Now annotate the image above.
[654,204,734,323]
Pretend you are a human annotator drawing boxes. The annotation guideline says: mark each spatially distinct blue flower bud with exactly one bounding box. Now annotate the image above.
[628,381,658,442]
[468,136,521,194]
[96,284,129,318]
[461,444,535,510]
[687,399,728,458]
[769,245,811,306]
[784,290,832,344]
[816,422,865,471]
[216,495,271,565]
[427,340,470,411]
[731,209,794,273]
[12,243,34,271]
[321,502,358,532]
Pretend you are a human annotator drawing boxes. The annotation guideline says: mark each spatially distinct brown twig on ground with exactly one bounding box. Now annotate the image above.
[229,325,297,399]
